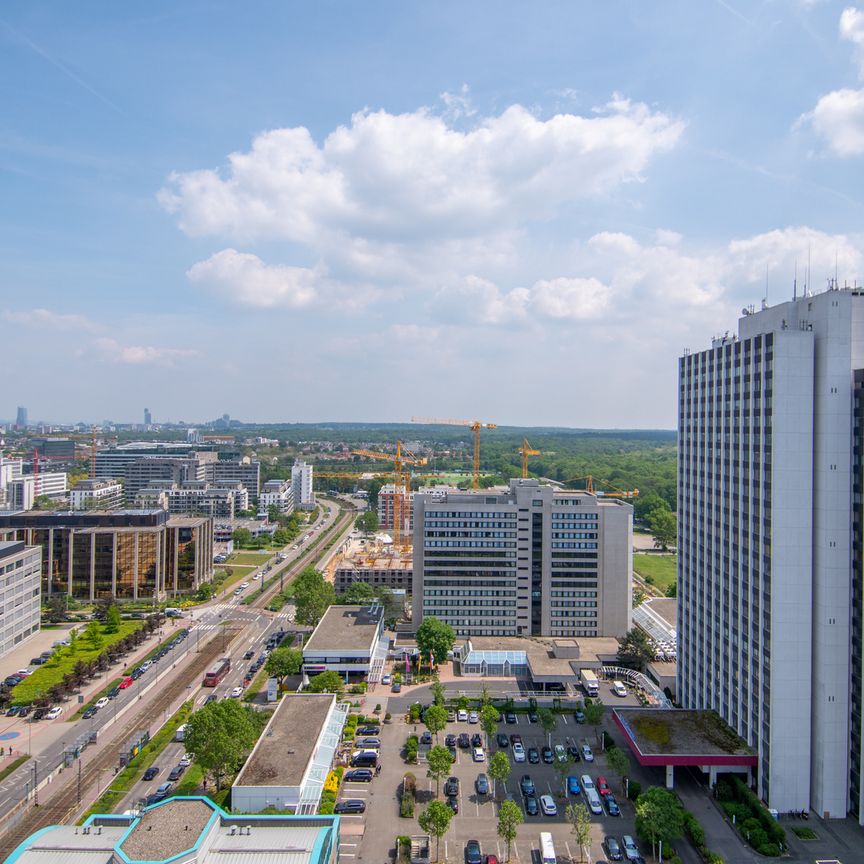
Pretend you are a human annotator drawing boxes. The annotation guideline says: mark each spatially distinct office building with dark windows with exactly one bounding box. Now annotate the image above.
[412,479,632,639]
[678,285,864,820]
[0,510,213,602]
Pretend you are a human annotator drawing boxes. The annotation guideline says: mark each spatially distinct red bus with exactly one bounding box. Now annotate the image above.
[203,657,231,687]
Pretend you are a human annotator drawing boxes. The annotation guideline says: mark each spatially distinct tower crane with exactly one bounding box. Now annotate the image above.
[518,438,540,479]
[411,417,497,490]
[350,441,428,546]
[565,475,639,499]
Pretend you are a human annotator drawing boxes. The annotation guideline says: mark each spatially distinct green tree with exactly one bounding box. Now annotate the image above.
[425,744,453,798]
[293,567,336,627]
[184,699,259,790]
[489,750,511,797]
[480,703,500,746]
[104,605,121,634]
[305,670,344,694]
[355,511,379,533]
[341,580,377,604]
[497,799,524,863]
[665,581,678,598]
[272,528,292,546]
[85,620,103,649]
[265,646,303,682]
[566,802,593,864]
[537,707,557,745]
[365,478,384,511]
[617,628,655,671]
[635,786,685,857]
[606,745,631,794]
[415,616,456,666]
[633,492,670,523]
[553,751,571,794]
[430,678,446,707]
[583,698,605,725]
[418,800,453,864]
[424,704,448,742]
[267,504,282,523]
[232,527,252,548]
[649,508,677,551]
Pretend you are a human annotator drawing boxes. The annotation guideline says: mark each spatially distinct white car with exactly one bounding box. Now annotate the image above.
[229,686,244,698]
[45,707,62,720]
[240,582,250,589]
[555,744,567,763]
[622,835,640,861]
[468,711,479,724]
[540,794,558,816]
[252,574,260,581]
[611,680,628,697]
[512,742,526,762]
[457,709,469,722]
[382,674,392,685]
[472,747,485,762]
[581,774,595,790]
[582,744,595,762]
[179,753,191,767]
[95,697,110,710]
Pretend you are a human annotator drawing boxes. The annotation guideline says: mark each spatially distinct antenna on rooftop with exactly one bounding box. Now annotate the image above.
[793,259,798,301]
[763,263,769,309]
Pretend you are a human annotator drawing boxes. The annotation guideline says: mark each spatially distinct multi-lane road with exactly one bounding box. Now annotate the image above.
[0,495,357,856]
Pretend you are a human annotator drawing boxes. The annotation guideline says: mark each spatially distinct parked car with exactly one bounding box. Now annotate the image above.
[447,795,459,814]
[457,709,469,722]
[82,707,97,719]
[611,680,628,697]
[168,765,185,781]
[567,745,581,761]
[512,742,525,762]
[5,705,21,717]
[541,746,554,764]
[458,733,471,749]
[45,706,62,720]
[524,794,539,816]
[471,733,482,748]
[597,776,611,797]
[179,753,191,767]
[604,837,623,861]
[335,799,366,814]
[475,773,489,795]
[519,775,535,796]
[581,744,594,762]
[29,657,45,666]
[472,747,485,762]
[153,782,172,801]
[581,774,595,791]
[574,710,586,724]
[420,731,432,745]
[527,747,540,764]
[344,769,374,782]
[381,674,392,685]
[244,650,255,659]
[496,733,509,748]
[622,836,641,862]
[107,687,120,699]
[527,712,538,723]
[143,766,160,781]
[605,794,621,817]
[447,710,456,722]
[391,682,402,693]
[505,712,517,724]
[485,856,499,864]
[444,776,460,797]
[554,744,567,763]
[358,737,381,749]
[357,725,380,736]
[567,776,581,796]
[465,840,482,864]
[468,711,479,724]
[540,795,558,816]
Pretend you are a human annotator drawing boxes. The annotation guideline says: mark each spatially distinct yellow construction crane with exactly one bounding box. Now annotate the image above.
[411,417,497,489]
[518,438,540,479]
[351,441,428,546]
[566,475,639,499]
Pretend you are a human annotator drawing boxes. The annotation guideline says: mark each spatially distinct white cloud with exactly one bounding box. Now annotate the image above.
[799,7,864,155]
[4,307,97,331]
[529,277,611,320]
[92,338,199,366]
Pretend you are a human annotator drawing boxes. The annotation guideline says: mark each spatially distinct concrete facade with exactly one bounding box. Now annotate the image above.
[412,479,632,639]
[292,459,315,509]
[0,541,41,660]
[70,479,124,510]
[678,286,864,820]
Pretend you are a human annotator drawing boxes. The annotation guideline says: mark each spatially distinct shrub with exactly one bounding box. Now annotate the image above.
[602,731,614,750]
[400,772,416,818]
[628,780,641,801]
[746,828,768,850]
[758,842,780,857]
[706,855,725,864]
[683,812,705,848]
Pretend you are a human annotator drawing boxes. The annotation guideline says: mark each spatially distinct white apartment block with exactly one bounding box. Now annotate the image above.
[412,479,632,639]
[70,479,124,510]
[678,286,864,820]
[0,540,41,659]
[260,479,295,515]
[292,459,315,510]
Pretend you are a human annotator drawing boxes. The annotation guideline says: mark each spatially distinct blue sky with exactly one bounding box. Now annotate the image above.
[3,1,864,427]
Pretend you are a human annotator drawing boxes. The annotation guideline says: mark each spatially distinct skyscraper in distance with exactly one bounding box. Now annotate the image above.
[678,284,864,821]
[144,407,152,426]
[15,406,27,429]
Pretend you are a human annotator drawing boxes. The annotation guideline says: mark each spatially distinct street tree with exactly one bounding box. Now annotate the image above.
[553,753,571,794]
[497,799,524,863]
[105,605,121,634]
[415,616,456,667]
[184,700,259,790]
[480,703,500,747]
[293,567,336,627]
[341,580,376,604]
[565,803,593,864]
[583,698,605,725]
[426,745,453,798]
[424,704,448,742]
[635,786,685,858]
[232,528,252,548]
[265,646,303,682]
[488,750,511,797]
[430,678,446,707]
[85,620,103,649]
[355,511,379,533]
[605,746,631,793]
[537,707,557,745]
[418,800,453,863]
[305,670,344,694]
[649,508,677,551]
[617,628,654,671]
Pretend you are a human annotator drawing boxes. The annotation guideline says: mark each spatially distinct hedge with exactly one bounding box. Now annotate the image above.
[716,777,784,856]
[400,772,416,818]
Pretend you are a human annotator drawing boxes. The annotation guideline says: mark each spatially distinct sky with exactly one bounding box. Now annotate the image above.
[2,1,864,429]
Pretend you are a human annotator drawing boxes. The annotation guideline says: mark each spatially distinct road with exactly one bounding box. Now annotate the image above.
[0,495,356,848]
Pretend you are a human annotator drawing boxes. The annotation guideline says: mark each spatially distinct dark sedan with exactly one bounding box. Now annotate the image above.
[334,799,366,814]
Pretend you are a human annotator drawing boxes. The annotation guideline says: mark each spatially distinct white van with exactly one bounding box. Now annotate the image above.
[175,723,188,742]
[612,680,628,697]
[586,787,603,815]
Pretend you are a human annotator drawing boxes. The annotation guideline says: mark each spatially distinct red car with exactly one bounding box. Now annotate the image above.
[485,856,499,864]
[596,775,611,797]
[119,676,134,689]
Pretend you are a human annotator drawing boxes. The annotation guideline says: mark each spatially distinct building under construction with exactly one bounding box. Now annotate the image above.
[330,534,412,593]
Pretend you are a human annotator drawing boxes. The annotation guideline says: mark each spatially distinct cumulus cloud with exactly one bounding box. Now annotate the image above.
[93,338,199,366]
[799,7,864,155]
[4,307,97,330]
[529,277,611,320]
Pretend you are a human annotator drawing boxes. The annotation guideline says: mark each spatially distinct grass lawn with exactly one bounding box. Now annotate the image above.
[228,552,272,564]
[12,621,143,705]
[633,553,677,593]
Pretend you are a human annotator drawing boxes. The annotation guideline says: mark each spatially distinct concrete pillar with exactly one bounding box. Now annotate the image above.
[665,764,675,789]
[133,532,139,600]
[111,531,117,597]
[709,766,717,786]
[89,532,96,602]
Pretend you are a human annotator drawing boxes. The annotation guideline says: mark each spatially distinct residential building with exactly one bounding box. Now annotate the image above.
[259,479,294,515]
[6,797,340,864]
[70,479,124,510]
[412,478,632,639]
[677,285,864,819]
[0,510,214,601]
[0,466,67,510]
[302,604,387,681]
[0,540,41,659]
[135,482,246,519]
[377,483,459,531]
[232,694,349,813]
[292,459,315,509]
[93,442,201,479]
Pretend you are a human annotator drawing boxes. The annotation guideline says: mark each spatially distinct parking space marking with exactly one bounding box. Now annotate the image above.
[561,715,568,725]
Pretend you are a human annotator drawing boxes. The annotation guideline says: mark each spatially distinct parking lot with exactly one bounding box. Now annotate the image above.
[336,707,645,864]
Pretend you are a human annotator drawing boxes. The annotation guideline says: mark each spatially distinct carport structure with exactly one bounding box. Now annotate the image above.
[612,707,758,790]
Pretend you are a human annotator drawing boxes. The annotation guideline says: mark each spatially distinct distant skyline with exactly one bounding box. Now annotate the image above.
[3,2,864,427]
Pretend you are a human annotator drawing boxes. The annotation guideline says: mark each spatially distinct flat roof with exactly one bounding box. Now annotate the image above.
[643,597,678,630]
[304,605,383,653]
[613,708,757,767]
[235,694,334,788]
[119,798,214,861]
[462,636,620,678]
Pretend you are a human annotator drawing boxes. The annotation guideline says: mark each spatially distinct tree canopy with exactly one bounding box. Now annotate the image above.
[617,628,655,671]
[418,800,453,863]
[425,745,453,797]
[635,786,685,851]
[293,567,336,627]
[497,800,523,863]
[305,670,344,693]
[416,617,456,666]
[265,646,303,681]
